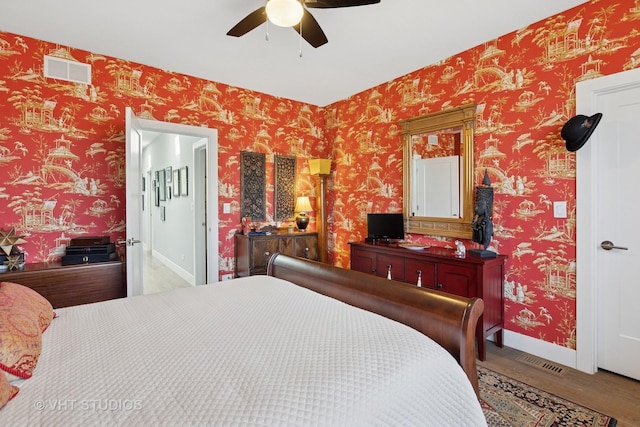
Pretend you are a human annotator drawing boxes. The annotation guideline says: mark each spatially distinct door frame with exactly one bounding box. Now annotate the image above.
[127,116,219,286]
[144,169,152,253]
[575,67,640,374]
[193,140,209,285]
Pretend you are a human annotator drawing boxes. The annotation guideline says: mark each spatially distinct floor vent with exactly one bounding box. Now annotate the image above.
[44,55,91,85]
[516,354,567,376]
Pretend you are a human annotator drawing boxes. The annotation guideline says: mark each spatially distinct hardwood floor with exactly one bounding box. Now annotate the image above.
[142,251,191,294]
[480,344,640,426]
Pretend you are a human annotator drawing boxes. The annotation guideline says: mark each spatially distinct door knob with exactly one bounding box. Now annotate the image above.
[600,240,628,251]
[117,239,140,246]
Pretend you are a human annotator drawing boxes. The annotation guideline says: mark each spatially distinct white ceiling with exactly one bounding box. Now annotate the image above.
[0,0,587,106]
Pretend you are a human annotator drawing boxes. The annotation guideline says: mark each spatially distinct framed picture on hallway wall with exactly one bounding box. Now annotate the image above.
[158,169,166,201]
[173,169,180,197]
[180,166,188,197]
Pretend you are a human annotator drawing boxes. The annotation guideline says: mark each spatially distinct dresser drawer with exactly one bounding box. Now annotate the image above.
[235,232,319,277]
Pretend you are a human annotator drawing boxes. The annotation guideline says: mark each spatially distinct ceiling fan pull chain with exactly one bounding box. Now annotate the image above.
[299,17,303,57]
[266,18,270,41]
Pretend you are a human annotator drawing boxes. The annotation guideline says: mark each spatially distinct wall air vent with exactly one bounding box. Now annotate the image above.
[43,55,91,85]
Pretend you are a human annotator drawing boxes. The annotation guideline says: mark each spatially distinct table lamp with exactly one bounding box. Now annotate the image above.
[294,196,313,231]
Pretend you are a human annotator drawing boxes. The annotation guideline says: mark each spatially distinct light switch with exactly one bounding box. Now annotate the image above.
[223,203,231,214]
[553,201,567,218]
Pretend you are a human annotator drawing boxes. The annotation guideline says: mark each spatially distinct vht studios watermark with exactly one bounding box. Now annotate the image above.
[33,399,143,412]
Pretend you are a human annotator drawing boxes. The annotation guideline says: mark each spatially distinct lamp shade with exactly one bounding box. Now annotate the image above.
[266,0,304,28]
[295,196,313,213]
[309,159,332,175]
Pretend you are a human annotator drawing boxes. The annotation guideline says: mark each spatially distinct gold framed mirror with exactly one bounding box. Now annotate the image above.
[401,103,476,239]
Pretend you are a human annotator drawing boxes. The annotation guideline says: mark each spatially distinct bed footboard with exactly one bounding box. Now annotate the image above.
[267,253,484,395]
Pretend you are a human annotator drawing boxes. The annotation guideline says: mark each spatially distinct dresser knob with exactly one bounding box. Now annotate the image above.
[436,283,443,290]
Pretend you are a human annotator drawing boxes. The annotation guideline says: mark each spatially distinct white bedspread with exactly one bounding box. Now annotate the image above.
[1,275,486,426]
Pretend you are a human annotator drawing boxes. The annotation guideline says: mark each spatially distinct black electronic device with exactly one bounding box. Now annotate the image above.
[366,213,404,242]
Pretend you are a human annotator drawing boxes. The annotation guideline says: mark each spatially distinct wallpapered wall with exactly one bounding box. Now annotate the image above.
[0,0,638,349]
[0,33,330,274]
[325,0,639,348]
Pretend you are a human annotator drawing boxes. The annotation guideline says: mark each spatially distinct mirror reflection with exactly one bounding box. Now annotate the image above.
[410,126,463,218]
[401,104,476,239]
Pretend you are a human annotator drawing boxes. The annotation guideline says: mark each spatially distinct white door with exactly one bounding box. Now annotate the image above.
[125,107,144,297]
[576,68,640,381]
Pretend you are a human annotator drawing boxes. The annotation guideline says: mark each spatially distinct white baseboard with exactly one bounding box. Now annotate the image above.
[151,250,195,286]
[491,330,578,370]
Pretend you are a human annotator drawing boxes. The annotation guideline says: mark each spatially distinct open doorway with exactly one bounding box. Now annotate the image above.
[125,109,218,296]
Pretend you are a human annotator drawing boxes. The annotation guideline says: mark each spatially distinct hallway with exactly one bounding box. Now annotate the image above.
[142,251,191,294]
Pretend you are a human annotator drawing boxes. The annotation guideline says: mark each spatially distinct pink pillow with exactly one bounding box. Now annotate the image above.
[0,282,55,332]
[0,368,19,409]
[0,305,42,380]
[0,282,51,382]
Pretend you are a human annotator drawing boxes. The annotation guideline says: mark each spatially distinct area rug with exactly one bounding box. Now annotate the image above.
[479,366,617,427]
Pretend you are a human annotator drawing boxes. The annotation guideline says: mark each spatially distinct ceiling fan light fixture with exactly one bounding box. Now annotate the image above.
[266,0,304,27]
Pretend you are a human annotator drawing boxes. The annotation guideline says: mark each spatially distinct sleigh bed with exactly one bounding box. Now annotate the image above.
[0,253,486,426]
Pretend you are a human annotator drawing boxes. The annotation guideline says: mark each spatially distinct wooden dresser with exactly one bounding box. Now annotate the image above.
[349,241,506,360]
[0,261,125,309]
[235,232,319,277]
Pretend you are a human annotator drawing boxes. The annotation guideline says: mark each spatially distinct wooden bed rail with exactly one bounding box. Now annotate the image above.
[267,253,484,395]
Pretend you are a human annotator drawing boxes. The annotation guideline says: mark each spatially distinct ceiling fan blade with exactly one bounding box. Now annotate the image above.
[305,0,380,8]
[226,7,267,37]
[293,9,328,48]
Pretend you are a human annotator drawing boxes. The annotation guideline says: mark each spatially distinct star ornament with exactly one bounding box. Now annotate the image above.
[0,227,27,256]
[4,255,23,271]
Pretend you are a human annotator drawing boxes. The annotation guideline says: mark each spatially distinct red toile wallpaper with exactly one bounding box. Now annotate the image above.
[0,0,639,350]
[0,35,329,274]
[327,0,640,348]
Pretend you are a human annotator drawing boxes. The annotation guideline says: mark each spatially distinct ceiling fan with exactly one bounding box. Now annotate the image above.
[227,0,381,48]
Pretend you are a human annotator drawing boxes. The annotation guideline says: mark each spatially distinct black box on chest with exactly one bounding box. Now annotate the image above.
[61,251,118,265]
[62,241,117,265]
[65,243,116,255]
[69,236,111,246]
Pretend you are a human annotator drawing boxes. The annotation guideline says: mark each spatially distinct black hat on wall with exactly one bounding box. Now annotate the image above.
[561,113,603,152]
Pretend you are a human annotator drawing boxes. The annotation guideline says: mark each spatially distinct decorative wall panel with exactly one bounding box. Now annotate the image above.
[240,152,266,222]
[274,155,296,222]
